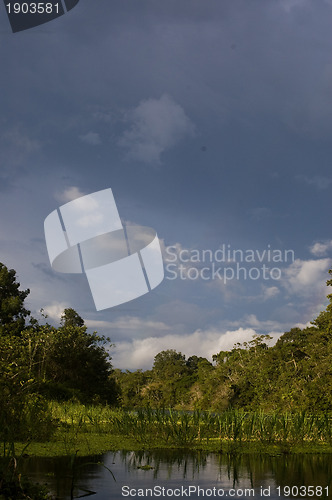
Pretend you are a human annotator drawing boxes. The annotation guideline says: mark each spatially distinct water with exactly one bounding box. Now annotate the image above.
[20,450,331,500]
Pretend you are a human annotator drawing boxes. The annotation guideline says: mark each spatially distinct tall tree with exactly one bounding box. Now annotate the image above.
[0,263,30,336]
[45,309,116,403]
[149,350,192,407]
[312,269,332,333]
[60,307,85,328]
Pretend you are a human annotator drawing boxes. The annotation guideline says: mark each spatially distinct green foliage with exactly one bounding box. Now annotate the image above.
[108,406,332,449]
[115,269,332,413]
[150,349,194,407]
[0,261,118,407]
[311,269,332,333]
[60,307,85,328]
[18,320,118,405]
[0,263,30,336]
[0,261,119,457]
[0,333,55,444]
[114,369,150,407]
[44,322,116,403]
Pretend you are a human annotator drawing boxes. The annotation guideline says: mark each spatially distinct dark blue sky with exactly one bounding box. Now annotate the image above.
[1,0,332,368]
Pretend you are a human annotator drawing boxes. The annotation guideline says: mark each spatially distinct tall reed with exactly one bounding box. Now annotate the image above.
[48,402,332,448]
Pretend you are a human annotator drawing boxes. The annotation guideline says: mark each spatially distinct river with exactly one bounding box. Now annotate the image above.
[20,450,331,499]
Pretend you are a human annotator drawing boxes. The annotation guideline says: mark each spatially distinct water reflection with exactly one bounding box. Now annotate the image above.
[20,450,331,500]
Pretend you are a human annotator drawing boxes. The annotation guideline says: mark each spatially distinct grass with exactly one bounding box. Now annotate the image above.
[12,402,332,457]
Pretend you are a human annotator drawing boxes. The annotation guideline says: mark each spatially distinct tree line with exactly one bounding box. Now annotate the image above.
[0,262,331,442]
[115,269,332,412]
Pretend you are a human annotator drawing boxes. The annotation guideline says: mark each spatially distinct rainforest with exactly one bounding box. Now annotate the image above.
[0,262,331,498]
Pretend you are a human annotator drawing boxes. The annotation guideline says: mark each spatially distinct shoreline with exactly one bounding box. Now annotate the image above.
[14,433,332,458]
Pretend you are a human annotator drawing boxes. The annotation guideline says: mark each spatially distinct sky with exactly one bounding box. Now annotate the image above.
[1,0,332,370]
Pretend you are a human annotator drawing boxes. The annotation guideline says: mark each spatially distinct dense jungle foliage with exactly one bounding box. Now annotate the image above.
[115,269,332,413]
[0,262,331,446]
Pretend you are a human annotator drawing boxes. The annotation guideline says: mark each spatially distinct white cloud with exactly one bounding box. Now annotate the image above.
[162,241,185,262]
[42,302,69,322]
[262,286,280,300]
[310,240,332,257]
[111,326,281,370]
[282,258,332,295]
[119,94,195,164]
[55,186,86,203]
[242,314,279,330]
[79,131,102,145]
[294,320,312,329]
[227,314,285,334]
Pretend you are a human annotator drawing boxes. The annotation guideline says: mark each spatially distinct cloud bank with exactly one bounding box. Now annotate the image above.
[110,326,282,370]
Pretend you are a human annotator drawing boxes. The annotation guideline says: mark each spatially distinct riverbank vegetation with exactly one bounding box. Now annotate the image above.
[14,402,332,458]
[0,263,332,495]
